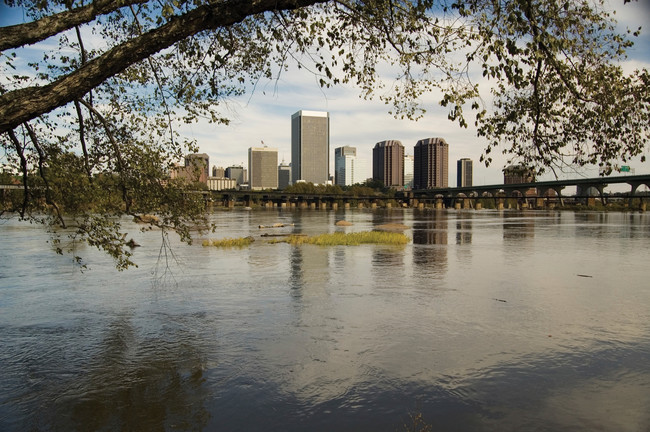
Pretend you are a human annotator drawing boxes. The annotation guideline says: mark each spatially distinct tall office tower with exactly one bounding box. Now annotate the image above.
[225,165,246,185]
[457,158,473,187]
[278,161,291,189]
[404,154,414,189]
[413,137,449,189]
[334,146,357,186]
[373,140,404,187]
[248,147,278,190]
[184,153,210,183]
[291,110,330,184]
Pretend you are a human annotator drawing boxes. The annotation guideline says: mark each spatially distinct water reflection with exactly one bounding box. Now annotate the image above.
[2,211,650,432]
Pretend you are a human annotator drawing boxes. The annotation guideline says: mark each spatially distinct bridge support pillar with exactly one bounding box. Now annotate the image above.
[332,202,338,210]
[320,202,327,210]
[435,199,443,210]
[411,199,419,208]
[228,200,235,208]
[536,198,545,209]
[386,202,392,209]
[641,200,647,212]
[310,202,316,209]
[371,202,377,209]
[476,202,482,210]
[345,202,350,209]
[358,203,364,209]
[497,198,504,210]
[454,201,461,210]
[463,199,471,209]
[418,202,425,210]
[281,202,287,208]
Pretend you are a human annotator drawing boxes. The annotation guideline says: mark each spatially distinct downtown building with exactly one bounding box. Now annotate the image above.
[278,161,291,189]
[291,110,330,184]
[414,137,449,189]
[334,146,357,186]
[457,158,473,187]
[373,140,404,187]
[248,146,278,190]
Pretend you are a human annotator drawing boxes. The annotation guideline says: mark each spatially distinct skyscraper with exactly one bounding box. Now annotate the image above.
[291,110,329,184]
[373,140,404,187]
[414,137,448,189]
[278,161,291,189]
[248,146,278,190]
[334,146,357,186]
[457,158,473,187]
[404,154,414,189]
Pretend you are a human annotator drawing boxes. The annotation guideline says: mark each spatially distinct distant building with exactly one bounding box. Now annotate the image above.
[212,166,225,178]
[334,146,357,186]
[503,165,535,184]
[225,165,246,186]
[207,177,237,191]
[170,153,209,184]
[291,110,329,184]
[414,138,448,189]
[373,140,404,187]
[248,146,278,190]
[278,161,291,189]
[457,158,473,187]
[404,154,414,189]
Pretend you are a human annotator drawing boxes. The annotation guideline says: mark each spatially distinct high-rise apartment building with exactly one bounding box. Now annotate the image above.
[278,161,291,189]
[414,137,448,189]
[457,158,473,187]
[248,147,278,190]
[373,140,404,187]
[291,110,330,184]
[404,154,414,189]
[334,146,357,186]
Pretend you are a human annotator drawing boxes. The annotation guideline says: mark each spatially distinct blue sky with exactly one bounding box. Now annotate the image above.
[2,1,649,185]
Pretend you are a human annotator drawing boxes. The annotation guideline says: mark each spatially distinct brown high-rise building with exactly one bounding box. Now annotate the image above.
[414,138,448,189]
[373,140,404,187]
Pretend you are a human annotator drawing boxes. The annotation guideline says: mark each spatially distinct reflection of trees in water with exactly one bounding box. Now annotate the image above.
[48,313,210,431]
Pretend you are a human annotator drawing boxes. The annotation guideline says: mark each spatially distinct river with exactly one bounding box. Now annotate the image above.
[1,209,649,431]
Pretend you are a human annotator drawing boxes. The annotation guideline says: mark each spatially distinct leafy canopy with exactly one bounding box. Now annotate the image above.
[0,0,648,268]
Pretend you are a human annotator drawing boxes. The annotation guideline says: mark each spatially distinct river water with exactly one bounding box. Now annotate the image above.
[1,209,649,431]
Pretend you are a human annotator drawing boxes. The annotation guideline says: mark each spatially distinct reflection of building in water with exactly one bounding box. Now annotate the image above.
[412,219,448,270]
[456,219,472,245]
[502,215,535,240]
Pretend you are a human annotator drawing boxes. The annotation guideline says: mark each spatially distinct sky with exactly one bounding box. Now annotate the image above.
[1,0,649,186]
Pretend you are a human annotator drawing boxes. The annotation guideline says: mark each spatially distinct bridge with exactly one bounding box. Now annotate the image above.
[209,174,649,210]
[402,174,650,210]
[3,174,649,210]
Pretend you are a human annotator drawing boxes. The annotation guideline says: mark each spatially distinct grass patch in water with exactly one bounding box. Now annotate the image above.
[268,231,409,246]
[202,236,255,248]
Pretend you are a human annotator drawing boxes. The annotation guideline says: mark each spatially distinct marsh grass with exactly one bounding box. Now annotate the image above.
[268,231,409,246]
[202,236,255,248]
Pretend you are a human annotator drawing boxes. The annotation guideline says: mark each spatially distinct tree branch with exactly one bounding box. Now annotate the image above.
[0,0,148,51]
[0,0,322,134]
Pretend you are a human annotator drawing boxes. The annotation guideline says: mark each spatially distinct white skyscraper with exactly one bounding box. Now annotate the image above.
[334,146,357,186]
